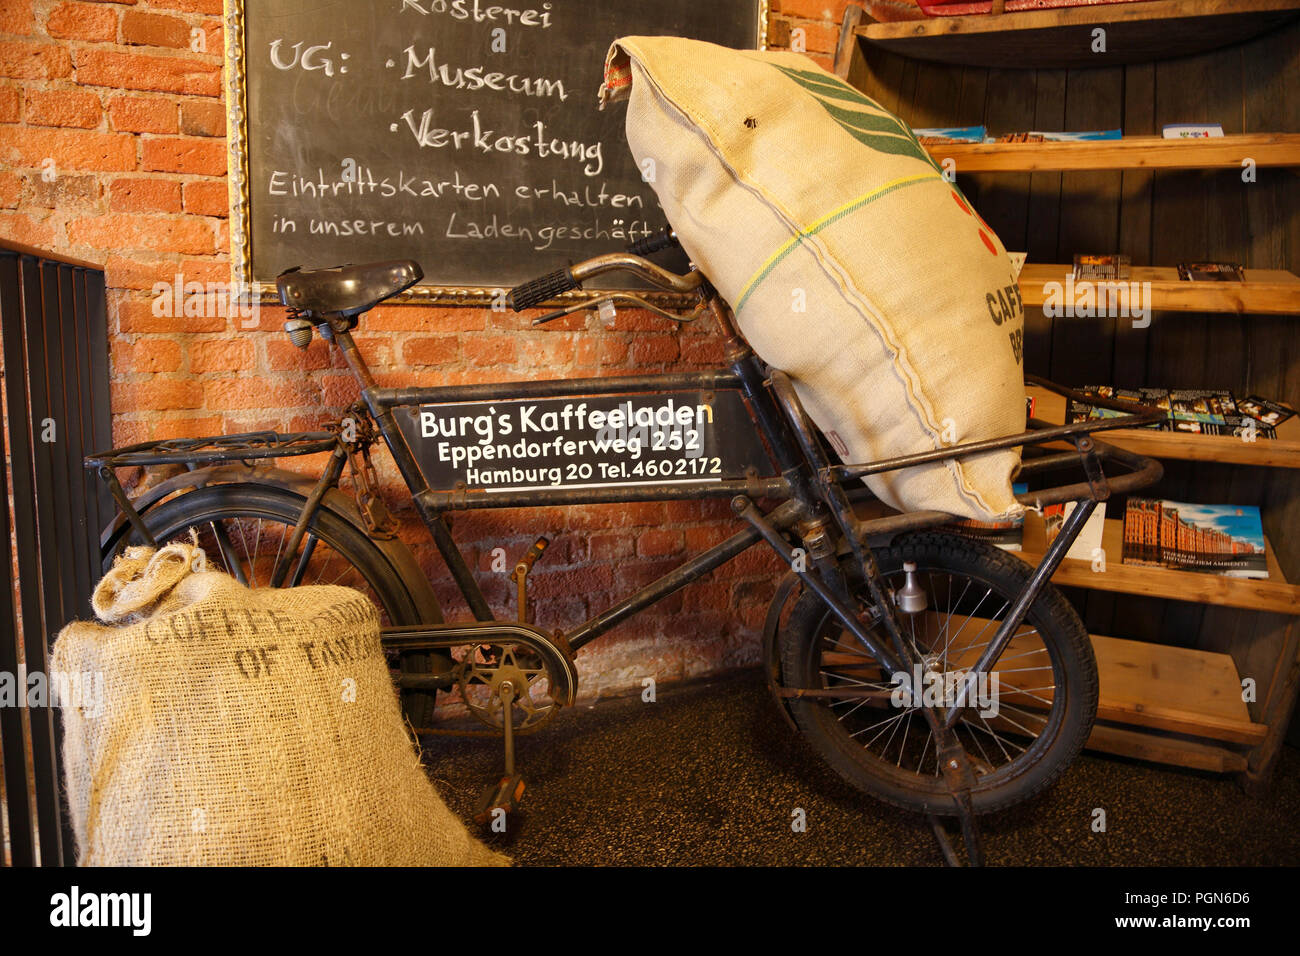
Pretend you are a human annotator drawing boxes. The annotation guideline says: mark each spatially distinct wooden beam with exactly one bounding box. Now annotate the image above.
[857,1,1300,69]
[924,133,1300,172]
[834,4,866,79]
[1084,722,1249,773]
[1018,265,1300,316]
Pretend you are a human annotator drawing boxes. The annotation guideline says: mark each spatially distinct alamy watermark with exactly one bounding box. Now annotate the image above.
[1,668,105,717]
[1041,276,1152,328]
[151,273,261,328]
[890,664,1001,718]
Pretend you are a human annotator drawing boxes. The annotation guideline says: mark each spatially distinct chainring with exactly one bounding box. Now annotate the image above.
[458,643,558,733]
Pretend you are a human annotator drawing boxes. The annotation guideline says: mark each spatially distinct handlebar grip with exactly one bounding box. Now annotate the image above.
[507,268,580,311]
[626,227,679,257]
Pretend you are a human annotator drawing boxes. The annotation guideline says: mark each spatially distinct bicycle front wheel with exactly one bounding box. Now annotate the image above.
[779,532,1098,816]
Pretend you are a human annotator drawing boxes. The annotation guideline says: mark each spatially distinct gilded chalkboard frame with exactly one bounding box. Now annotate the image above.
[222,0,768,306]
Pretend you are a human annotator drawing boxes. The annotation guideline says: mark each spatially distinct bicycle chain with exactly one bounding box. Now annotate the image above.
[338,404,397,538]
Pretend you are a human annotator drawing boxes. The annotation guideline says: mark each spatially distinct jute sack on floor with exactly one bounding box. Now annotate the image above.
[52,540,508,867]
[602,38,1026,521]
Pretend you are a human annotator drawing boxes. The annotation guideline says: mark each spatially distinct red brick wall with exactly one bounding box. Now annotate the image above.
[0,0,850,699]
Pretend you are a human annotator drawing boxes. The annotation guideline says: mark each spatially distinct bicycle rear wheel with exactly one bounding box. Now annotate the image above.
[103,482,442,726]
[779,532,1097,816]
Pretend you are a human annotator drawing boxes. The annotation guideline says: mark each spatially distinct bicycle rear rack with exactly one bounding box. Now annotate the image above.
[85,429,343,549]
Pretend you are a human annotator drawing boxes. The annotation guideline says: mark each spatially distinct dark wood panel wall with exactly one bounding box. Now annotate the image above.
[848,21,1299,719]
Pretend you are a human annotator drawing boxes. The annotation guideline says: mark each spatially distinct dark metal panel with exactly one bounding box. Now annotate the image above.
[0,251,35,867]
[21,256,75,864]
[83,270,113,550]
[0,247,104,866]
[19,258,61,653]
[39,261,77,630]
[64,266,94,616]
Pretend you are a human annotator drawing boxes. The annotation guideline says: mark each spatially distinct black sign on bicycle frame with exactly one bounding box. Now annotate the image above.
[395,390,774,494]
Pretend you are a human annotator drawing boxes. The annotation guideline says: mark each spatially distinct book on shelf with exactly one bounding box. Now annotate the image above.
[1177,261,1246,282]
[946,483,1027,551]
[912,125,986,144]
[1162,123,1225,139]
[1236,396,1296,429]
[996,129,1122,143]
[1043,500,1106,562]
[1066,385,1288,439]
[1122,498,1269,579]
[1073,254,1131,281]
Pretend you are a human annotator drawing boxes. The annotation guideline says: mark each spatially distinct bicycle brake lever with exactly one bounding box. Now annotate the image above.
[530,299,594,326]
[531,293,704,327]
[607,293,705,323]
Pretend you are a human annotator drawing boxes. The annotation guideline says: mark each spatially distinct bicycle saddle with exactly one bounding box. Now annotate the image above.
[276,260,423,318]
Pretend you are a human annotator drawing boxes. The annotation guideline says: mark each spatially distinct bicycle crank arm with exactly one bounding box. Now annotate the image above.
[383,621,579,708]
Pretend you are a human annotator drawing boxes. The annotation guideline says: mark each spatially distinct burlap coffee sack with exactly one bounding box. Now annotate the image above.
[603,38,1026,521]
[53,540,508,867]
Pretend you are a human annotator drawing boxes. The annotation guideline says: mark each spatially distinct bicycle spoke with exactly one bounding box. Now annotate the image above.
[965,714,1023,757]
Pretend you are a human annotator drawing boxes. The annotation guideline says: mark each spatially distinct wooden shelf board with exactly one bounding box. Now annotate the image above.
[970,629,1263,744]
[1027,384,1300,468]
[922,133,1300,171]
[1090,633,1266,745]
[1083,721,1249,772]
[1017,514,1300,615]
[1019,264,1300,315]
[858,1,1300,69]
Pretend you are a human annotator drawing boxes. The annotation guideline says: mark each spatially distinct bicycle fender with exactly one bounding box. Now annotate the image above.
[99,463,443,625]
[763,570,804,734]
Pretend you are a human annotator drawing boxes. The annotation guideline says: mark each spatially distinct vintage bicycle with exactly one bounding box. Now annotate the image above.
[89,229,1164,864]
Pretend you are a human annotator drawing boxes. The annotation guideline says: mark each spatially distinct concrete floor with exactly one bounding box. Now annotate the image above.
[423,668,1300,866]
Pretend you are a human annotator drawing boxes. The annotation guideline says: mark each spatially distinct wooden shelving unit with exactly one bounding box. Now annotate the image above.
[1027,383,1300,469]
[1018,264,1300,316]
[855,0,1300,69]
[836,3,1300,786]
[922,133,1300,172]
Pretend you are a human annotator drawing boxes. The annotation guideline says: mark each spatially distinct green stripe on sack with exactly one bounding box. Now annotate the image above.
[736,172,940,311]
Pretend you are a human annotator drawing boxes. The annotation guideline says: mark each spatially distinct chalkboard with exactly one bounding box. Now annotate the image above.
[225,0,764,299]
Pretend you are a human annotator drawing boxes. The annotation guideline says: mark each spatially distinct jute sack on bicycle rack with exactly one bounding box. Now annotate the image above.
[602,38,1026,522]
[51,539,508,867]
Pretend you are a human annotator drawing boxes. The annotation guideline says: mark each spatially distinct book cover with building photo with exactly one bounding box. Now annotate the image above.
[1122,498,1269,579]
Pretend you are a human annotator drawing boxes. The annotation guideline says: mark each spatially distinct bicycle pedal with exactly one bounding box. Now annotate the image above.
[473,773,526,826]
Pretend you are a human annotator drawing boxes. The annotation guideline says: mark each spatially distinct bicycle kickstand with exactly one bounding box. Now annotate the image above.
[473,538,549,830]
[474,680,526,830]
[929,736,986,867]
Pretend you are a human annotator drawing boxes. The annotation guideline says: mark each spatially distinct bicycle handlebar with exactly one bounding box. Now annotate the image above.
[505,267,580,311]
[507,229,692,312]
[626,227,679,257]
